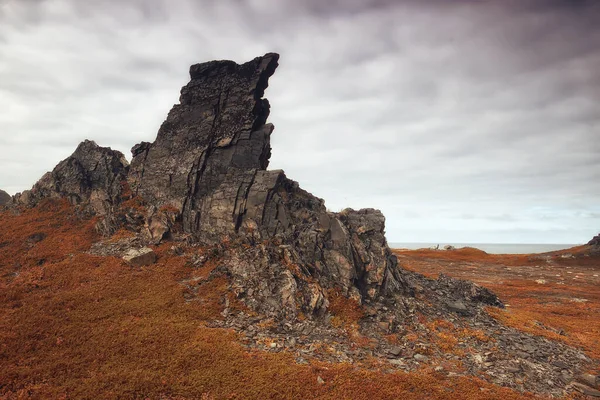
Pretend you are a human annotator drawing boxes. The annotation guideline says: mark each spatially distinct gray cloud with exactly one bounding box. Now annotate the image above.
[1,0,599,244]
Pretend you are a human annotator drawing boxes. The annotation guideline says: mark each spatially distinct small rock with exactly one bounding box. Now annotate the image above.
[123,247,157,267]
[270,342,277,348]
[388,346,402,357]
[552,360,569,369]
[378,322,390,332]
[434,366,444,372]
[446,300,468,315]
[413,354,429,362]
[317,376,325,385]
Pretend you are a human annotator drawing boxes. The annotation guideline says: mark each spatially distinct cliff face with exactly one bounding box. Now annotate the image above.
[13,53,497,319]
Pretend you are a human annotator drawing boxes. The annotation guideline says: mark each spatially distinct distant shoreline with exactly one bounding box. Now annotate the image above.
[389,242,580,254]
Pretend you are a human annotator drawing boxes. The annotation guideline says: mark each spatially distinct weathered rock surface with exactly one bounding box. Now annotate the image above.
[125,53,416,317]
[589,234,600,247]
[0,189,10,206]
[13,140,128,216]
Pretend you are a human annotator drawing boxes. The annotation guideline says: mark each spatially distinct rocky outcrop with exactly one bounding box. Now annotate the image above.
[124,53,415,316]
[588,234,600,247]
[13,140,129,216]
[12,53,499,320]
[0,189,10,206]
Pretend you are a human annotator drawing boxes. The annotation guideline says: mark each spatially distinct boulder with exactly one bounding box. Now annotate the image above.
[588,234,600,247]
[123,247,157,267]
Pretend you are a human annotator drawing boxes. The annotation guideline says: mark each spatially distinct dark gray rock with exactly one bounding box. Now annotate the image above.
[13,140,129,216]
[588,234,600,247]
[0,189,10,206]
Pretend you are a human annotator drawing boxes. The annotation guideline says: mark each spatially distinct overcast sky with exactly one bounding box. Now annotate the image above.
[1,0,599,244]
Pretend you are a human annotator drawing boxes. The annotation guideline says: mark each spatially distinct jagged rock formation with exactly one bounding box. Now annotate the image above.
[125,53,414,317]
[13,140,128,217]
[588,234,600,247]
[13,53,498,320]
[0,189,10,206]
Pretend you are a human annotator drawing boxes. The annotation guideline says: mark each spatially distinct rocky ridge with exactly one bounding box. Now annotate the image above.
[10,54,598,397]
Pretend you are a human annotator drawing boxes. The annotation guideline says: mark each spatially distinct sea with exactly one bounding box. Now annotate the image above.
[388,243,580,254]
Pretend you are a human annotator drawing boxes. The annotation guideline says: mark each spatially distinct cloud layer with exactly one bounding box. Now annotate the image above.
[1,0,599,243]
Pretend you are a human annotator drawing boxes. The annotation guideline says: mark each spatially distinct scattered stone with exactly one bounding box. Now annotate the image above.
[317,376,325,385]
[444,245,456,251]
[123,247,157,267]
[388,346,402,357]
[413,354,429,362]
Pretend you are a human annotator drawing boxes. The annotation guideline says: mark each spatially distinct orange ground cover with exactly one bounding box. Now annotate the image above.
[0,203,553,399]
